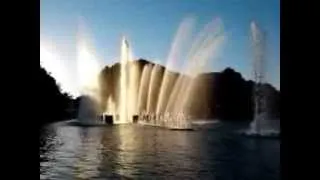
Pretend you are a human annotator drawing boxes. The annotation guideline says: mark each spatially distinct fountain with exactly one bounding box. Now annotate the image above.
[76,18,104,126]
[118,37,130,124]
[133,17,225,130]
[241,21,280,137]
[76,17,225,130]
[74,17,280,133]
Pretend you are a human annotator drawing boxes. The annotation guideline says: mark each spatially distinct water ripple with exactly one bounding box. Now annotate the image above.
[40,122,280,180]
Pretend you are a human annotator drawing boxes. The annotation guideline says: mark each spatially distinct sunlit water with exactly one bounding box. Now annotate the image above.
[40,120,280,180]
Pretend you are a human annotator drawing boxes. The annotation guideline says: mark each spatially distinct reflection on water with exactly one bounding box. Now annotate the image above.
[40,121,280,180]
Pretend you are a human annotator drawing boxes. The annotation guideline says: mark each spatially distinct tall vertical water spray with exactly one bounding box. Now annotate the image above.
[106,96,115,115]
[137,64,153,114]
[242,21,280,137]
[147,64,163,113]
[118,37,130,123]
[128,48,139,118]
[76,18,101,124]
[250,21,267,134]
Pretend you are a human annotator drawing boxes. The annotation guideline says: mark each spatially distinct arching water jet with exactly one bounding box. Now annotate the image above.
[156,70,178,114]
[156,17,195,115]
[165,18,225,115]
[178,33,225,113]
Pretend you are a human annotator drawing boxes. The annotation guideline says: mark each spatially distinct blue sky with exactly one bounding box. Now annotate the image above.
[41,0,279,96]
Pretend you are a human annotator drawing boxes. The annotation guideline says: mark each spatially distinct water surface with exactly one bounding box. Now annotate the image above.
[40,121,280,180]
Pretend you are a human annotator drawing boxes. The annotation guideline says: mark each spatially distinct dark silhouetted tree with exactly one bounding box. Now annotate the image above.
[39,66,74,125]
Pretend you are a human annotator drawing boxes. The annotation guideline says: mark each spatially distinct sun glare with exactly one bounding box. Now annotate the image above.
[40,42,74,95]
[76,18,102,99]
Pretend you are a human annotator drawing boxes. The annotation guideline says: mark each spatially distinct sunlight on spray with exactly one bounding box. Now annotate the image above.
[76,18,101,100]
[164,17,225,115]
[156,17,195,114]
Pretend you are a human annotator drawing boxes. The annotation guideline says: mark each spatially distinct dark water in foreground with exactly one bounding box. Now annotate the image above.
[40,121,280,180]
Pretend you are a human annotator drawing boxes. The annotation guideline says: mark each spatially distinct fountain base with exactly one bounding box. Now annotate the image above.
[168,127,194,131]
[132,115,139,123]
[75,114,114,126]
[239,129,280,138]
[137,113,194,131]
[67,120,106,127]
[102,114,114,125]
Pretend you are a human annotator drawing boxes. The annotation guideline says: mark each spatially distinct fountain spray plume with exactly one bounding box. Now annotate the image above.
[165,18,221,112]
[77,18,101,94]
[165,18,225,114]
[251,21,266,84]
[178,25,225,113]
[156,16,195,114]
[137,64,153,114]
[183,18,224,74]
[118,36,130,123]
[76,17,102,122]
[165,16,196,71]
[239,21,280,137]
[106,96,115,116]
[147,64,164,113]
[121,36,139,120]
[128,59,139,117]
[250,21,267,134]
